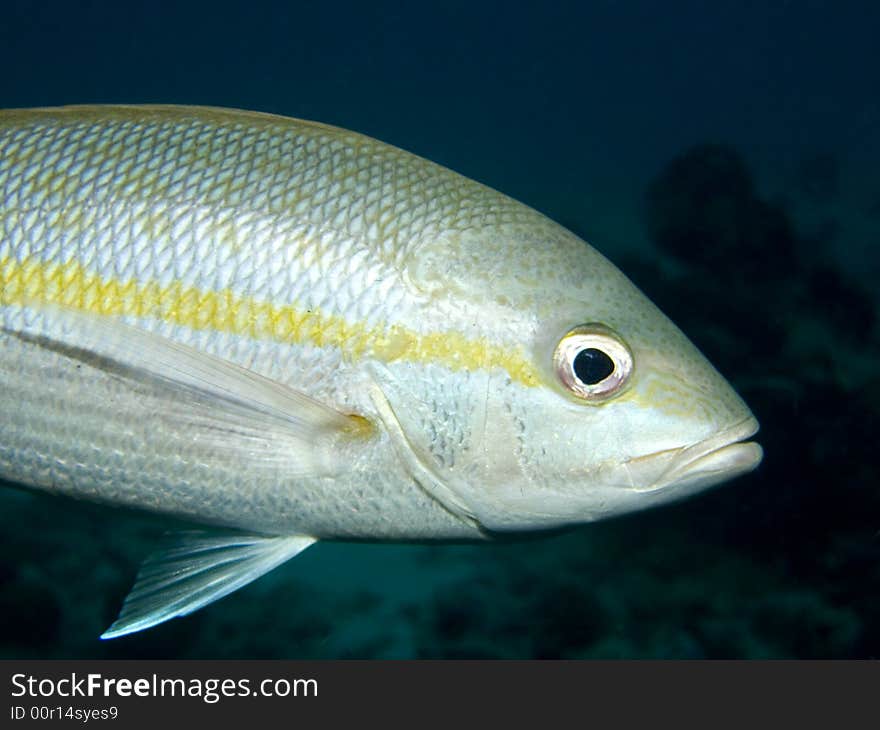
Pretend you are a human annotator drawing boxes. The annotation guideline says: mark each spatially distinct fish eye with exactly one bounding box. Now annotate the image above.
[552,324,633,401]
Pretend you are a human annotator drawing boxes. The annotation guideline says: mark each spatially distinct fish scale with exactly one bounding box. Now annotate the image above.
[0,105,760,637]
[1,107,494,541]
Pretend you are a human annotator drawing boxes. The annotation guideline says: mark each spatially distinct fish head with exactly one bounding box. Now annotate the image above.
[376,216,762,533]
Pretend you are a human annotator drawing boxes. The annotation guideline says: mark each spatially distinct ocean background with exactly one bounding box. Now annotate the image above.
[1,0,878,658]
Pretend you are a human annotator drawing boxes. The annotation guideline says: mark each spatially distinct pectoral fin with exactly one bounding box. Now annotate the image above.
[101,531,316,639]
[3,305,372,478]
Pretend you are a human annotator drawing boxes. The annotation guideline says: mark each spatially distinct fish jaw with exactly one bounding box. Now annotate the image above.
[537,415,763,524]
[467,416,762,533]
[617,415,762,497]
[641,415,762,492]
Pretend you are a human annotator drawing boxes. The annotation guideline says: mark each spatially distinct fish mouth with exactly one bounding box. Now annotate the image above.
[627,415,763,495]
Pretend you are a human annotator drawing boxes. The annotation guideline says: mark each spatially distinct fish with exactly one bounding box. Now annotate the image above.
[0,105,762,638]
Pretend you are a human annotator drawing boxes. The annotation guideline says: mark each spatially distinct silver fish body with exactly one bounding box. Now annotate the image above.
[0,106,761,636]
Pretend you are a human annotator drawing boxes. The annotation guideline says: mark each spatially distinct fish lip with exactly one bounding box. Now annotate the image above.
[623,415,762,493]
[651,415,762,490]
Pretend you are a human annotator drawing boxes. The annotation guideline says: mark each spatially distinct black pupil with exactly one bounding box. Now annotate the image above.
[573,348,614,385]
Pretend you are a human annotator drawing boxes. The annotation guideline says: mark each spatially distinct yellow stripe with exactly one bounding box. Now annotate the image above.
[0,256,541,386]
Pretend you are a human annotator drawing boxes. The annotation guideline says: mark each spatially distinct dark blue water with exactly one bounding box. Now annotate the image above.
[1,0,878,658]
